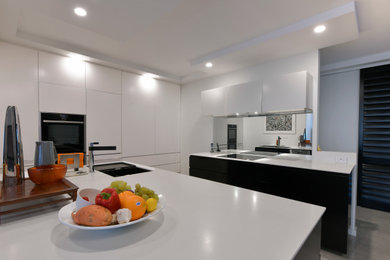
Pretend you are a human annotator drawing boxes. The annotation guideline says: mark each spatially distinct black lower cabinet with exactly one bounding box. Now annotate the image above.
[189,155,350,254]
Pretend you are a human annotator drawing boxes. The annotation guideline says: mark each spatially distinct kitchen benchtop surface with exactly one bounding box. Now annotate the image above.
[192,150,355,174]
[0,162,325,260]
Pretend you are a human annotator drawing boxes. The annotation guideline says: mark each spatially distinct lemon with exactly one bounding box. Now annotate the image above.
[146,198,157,213]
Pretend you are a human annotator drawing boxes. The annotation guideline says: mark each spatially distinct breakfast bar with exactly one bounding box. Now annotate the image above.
[0,164,325,259]
[190,151,355,254]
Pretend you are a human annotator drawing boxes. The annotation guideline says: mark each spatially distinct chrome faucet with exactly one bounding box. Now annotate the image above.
[3,106,24,186]
[88,142,116,172]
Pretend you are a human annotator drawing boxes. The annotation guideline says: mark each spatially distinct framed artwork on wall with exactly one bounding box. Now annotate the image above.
[264,114,296,134]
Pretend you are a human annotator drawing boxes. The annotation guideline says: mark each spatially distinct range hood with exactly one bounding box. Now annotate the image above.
[201,71,313,118]
[223,108,313,118]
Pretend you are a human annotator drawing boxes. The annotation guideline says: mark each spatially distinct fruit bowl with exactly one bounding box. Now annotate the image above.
[58,194,166,230]
[27,164,67,184]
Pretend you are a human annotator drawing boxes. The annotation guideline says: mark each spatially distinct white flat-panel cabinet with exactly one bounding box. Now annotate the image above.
[201,87,226,116]
[39,82,86,114]
[0,42,38,162]
[87,90,121,154]
[39,52,85,88]
[262,71,312,112]
[38,51,86,114]
[86,63,121,94]
[225,80,262,115]
[155,81,180,153]
[122,72,155,156]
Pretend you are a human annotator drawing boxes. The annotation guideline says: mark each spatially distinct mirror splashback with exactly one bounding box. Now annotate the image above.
[213,113,312,150]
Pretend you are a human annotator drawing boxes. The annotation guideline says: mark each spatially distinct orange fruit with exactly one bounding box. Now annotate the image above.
[119,194,146,221]
[118,190,135,199]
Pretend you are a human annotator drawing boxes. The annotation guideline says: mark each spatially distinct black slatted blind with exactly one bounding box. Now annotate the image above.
[359,64,390,211]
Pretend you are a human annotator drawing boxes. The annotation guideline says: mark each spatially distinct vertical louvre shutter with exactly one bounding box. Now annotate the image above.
[359,64,390,211]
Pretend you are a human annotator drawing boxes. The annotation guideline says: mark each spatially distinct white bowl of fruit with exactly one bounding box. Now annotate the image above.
[58,180,166,230]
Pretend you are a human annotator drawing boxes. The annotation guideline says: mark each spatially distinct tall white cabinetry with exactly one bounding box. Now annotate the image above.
[38,52,86,114]
[122,72,180,157]
[0,42,38,162]
[155,81,180,153]
[262,71,312,112]
[86,63,122,155]
[122,72,156,156]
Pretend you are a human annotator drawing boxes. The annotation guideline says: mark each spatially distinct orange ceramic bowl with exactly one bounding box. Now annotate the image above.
[28,164,67,185]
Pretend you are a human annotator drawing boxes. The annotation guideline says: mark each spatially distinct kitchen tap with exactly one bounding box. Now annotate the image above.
[216,143,220,152]
[276,136,282,146]
[88,142,116,172]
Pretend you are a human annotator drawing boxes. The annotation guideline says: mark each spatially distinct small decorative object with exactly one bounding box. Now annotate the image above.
[2,106,24,187]
[34,141,57,166]
[264,114,296,134]
[27,164,67,185]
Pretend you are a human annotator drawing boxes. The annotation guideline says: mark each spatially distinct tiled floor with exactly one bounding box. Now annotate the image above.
[321,206,390,260]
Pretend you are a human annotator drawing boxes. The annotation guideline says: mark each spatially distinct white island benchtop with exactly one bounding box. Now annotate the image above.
[0,163,325,260]
[192,150,355,174]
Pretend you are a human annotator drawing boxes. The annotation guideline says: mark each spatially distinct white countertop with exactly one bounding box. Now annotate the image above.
[192,150,355,174]
[0,162,325,260]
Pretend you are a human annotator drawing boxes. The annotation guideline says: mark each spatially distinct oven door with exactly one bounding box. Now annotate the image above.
[41,113,85,154]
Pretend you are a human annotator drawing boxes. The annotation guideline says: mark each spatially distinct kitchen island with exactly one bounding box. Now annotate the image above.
[0,163,324,260]
[190,151,355,254]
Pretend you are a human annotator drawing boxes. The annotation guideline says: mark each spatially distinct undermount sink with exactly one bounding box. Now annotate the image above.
[94,162,151,177]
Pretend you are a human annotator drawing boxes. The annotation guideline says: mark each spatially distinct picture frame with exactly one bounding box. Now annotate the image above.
[264,114,296,134]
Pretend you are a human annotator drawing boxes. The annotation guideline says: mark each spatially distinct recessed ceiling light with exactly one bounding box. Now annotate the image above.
[205,62,213,68]
[314,25,326,33]
[143,73,159,79]
[74,7,87,17]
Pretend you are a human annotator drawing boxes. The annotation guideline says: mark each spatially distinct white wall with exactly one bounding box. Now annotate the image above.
[181,51,319,174]
[318,70,359,152]
[242,114,308,150]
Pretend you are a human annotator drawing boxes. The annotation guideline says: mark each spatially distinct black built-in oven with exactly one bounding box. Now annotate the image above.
[41,112,86,154]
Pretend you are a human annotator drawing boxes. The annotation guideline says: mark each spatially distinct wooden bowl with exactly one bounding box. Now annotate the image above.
[28,164,67,185]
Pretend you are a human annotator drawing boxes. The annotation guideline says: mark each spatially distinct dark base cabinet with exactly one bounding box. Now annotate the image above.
[190,155,350,254]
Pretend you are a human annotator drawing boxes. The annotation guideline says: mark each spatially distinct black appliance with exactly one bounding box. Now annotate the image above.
[41,112,86,154]
[227,124,237,149]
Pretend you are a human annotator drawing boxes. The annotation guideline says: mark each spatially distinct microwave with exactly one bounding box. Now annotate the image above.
[40,112,86,154]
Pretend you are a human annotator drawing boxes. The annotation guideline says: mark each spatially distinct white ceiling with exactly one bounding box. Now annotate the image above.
[0,0,378,83]
[321,0,390,67]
